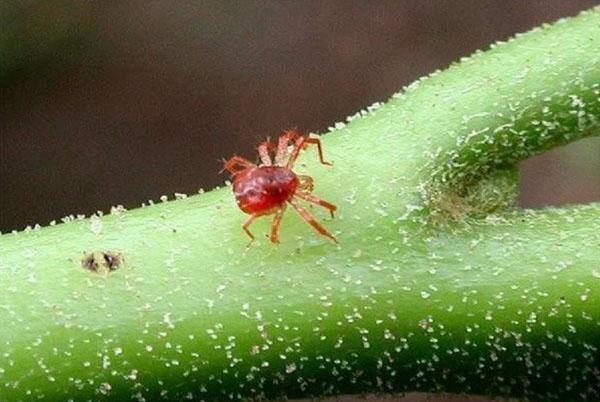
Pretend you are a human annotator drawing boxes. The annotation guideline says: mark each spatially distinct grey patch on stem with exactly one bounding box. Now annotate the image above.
[81,250,124,273]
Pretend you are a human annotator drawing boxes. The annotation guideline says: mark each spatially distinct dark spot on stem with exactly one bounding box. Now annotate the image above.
[82,251,123,273]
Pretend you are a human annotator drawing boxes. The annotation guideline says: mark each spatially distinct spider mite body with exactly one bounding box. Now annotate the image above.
[222,129,337,244]
[233,167,298,214]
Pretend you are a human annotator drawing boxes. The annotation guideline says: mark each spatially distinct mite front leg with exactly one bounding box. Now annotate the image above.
[257,141,273,166]
[294,192,337,218]
[274,129,300,166]
[287,136,333,169]
[288,198,337,243]
[269,205,287,244]
[304,137,332,167]
[221,156,256,174]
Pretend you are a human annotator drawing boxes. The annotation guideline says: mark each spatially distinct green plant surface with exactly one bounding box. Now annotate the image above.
[1,7,599,402]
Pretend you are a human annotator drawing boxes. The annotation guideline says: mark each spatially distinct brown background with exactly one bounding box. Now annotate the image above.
[1,0,599,233]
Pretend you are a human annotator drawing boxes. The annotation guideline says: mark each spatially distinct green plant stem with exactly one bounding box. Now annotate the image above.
[1,8,599,402]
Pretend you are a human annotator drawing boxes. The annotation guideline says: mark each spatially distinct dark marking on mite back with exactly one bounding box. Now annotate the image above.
[82,251,123,273]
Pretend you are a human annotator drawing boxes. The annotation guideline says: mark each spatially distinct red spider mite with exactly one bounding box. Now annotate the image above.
[222,129,337,245]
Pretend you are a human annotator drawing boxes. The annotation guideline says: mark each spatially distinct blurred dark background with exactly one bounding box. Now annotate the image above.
[1,0,599,233]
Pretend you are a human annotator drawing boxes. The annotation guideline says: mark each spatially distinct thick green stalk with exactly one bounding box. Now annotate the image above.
[1,8,599,402]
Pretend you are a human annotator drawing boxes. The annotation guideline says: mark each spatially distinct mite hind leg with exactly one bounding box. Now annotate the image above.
[269,205,287,244]
[288,198,337,243]
[241,213,259,247]
[297,175,314,192]
[294,192,337,218]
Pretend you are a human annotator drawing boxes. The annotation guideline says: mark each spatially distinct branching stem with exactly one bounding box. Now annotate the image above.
[0,8,599,402]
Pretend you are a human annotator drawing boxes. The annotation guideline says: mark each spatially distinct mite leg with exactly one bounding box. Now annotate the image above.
[274,129,300,166]
[304,137,333,166]
[297,175,314,192]
[287,136,333,169]
[269,205,287,244]
[294,192,337,218]
[242,213,259,247]
[288,198,337,243]
[257,141,273,166]
[221,156,256,174]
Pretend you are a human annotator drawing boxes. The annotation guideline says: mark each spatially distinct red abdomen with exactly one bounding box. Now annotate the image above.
[232,166,299,214]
